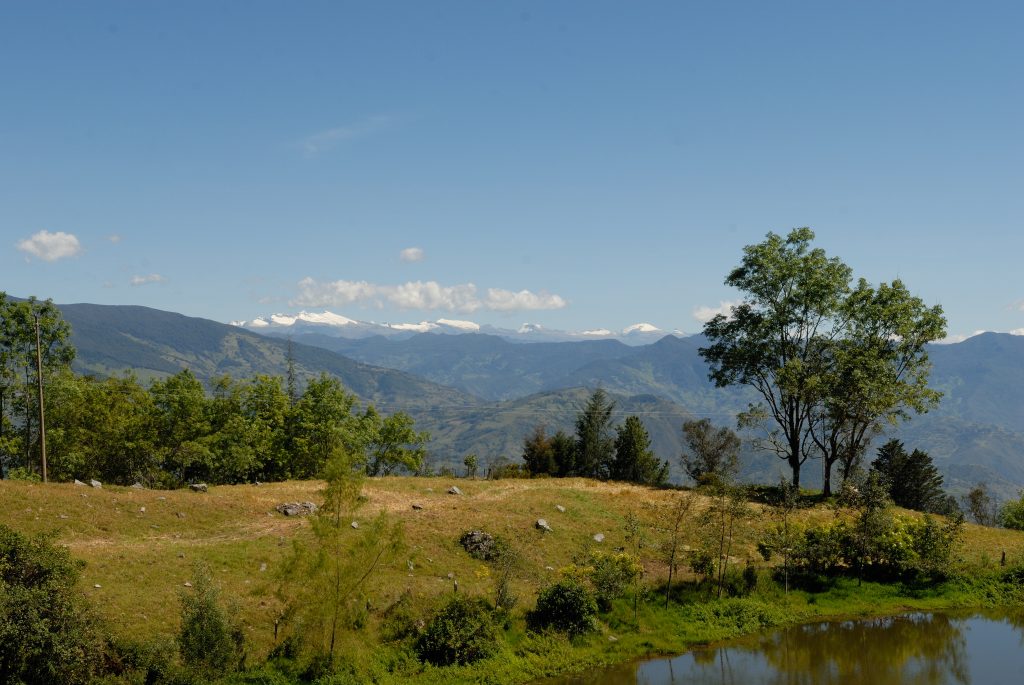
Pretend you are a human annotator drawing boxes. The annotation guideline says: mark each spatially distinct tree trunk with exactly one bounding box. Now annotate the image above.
[822,457,833,498]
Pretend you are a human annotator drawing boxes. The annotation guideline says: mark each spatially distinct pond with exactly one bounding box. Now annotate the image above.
[542,612,1024,684]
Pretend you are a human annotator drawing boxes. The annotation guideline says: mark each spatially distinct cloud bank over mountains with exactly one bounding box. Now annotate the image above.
[291,277,567,314]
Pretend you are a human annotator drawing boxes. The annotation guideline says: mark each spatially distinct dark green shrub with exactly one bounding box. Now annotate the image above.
[0,525,103,684]
[415,596,497,666]
[527,578,597,637]
[178,564,246,677]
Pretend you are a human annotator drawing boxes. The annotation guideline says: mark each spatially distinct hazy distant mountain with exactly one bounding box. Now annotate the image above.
[231,309,678,345]
[57,302,479,412]
[43,299,1024,497]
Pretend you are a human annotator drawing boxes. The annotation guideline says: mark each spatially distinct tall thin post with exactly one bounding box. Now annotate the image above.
[34,314,47,482]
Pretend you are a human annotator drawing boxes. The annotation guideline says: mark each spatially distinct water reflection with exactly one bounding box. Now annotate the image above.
[543,612,1024,685]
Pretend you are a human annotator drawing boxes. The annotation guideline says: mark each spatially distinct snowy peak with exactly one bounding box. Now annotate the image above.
[232,310,683,345]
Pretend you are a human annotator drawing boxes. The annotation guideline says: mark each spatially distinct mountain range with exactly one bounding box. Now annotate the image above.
[231,309,678,345]
[39,299,1024,500]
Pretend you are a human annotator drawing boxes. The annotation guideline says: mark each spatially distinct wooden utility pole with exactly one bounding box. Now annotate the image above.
[34,313,47,482]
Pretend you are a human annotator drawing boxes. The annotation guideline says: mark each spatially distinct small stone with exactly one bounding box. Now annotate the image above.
[407,560,415,571]
[608,635,618,642]
[183,581,192,588]
[545,566,555,571]
[447,486,463,496]
[89,479,102,489]
[158,496,166,501]
[177,552,185,558]
[59,514,68,519]
[139,506,146,513]
[131,482,144,489]
[259,563,267,572]
[555,505,566,513]
[189,483,208,493]
[350,521,359,529]
[535,518,552,532]
[74,479,85,486]
[93,584,101,589]
[593,533,605,543]
[447,572,455,580]
[411,503,423,510]
[175,512,186,519]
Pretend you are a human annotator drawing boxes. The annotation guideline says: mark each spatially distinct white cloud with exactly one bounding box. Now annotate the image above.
[399,247,425,263]
[130,273,166,286]
[484,288,567,311]
[692,300,739,324]
[16,230,83,262]
[292,277,567,313]
[1010,328,1024,336]
[108,233,122,244]
[300,114,397,156]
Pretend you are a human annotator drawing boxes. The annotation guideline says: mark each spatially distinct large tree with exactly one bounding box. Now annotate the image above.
[699,229,945,488]
[611,415,668,486]
[0,294,75,477]
[680,418,740,486]
[574,388,617,479]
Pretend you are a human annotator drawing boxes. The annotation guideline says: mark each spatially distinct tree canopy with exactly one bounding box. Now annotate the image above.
[699,228,946,489]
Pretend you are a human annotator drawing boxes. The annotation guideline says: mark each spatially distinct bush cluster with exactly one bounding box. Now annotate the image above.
[414,596,497,666]
[526,578,598,637]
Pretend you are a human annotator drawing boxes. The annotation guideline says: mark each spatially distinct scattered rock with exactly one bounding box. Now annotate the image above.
[93,584,101,589]
[139,507,146,513]
[89,479,102,489]
[74,479,85,486]
[535,519,552,533]
[447,485,463,496]
[177,552,185,558]
[350,521,359,529]
[459,530,500,560]
[183,582,192,588]
[593,533,605,543]
[407,560,415,571]
[411,503,423,510]
[544,566,555,571]
[276,502,318,517]
[259,563,267,572]
[175,512,186,519]
[131,482,144,489]
[426,487,434,493]
[158,496,166,501]
[189,483,208,493]
[447,572,455,580]
[555,504,566,513]
[59,514,68,520]
[608,635,618,642]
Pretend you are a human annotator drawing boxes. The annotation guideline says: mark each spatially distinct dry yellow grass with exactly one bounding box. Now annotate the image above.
[2,476,1023,657]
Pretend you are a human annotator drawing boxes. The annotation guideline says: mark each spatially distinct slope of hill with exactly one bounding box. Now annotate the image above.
[281,332,636,400]
[58,303,480,412]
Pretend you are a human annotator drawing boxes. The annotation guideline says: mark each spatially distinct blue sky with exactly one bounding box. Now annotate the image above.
[2,1,1022,340]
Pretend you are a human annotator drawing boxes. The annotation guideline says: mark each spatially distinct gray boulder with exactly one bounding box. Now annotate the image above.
[535,519,552,533]
[89,479,102,489]
[447,485,463,496]
[276,501,318,517]
[189,483,208,493]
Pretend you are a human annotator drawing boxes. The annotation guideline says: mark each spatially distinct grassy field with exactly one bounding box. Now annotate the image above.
[3,476,1024,683]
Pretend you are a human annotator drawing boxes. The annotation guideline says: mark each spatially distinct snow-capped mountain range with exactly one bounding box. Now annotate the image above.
[230,311,682,345]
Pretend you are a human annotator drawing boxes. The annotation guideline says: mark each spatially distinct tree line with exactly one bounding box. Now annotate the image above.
[1,294,428,487]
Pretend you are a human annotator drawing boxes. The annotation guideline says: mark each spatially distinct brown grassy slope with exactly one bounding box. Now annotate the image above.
[2,477,1023,657]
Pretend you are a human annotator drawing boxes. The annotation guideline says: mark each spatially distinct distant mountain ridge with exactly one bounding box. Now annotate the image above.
[32,299,1024,499]
[57,302,480,412]
[231,309,679,345]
